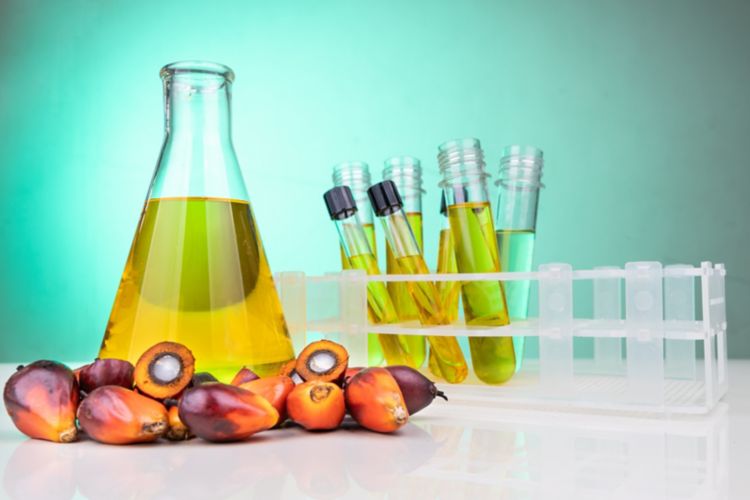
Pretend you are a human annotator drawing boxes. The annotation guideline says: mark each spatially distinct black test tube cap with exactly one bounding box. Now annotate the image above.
[324,186,358,220]
[368,180,403,217]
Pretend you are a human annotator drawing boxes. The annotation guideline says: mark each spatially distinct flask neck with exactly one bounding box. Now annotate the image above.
[151,62,247,201]
[164,76,233,146]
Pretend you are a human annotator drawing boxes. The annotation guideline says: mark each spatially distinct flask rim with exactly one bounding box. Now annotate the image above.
[160,61,235,83]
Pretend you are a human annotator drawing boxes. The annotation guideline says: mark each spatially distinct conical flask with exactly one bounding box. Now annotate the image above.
[99,61,295,381]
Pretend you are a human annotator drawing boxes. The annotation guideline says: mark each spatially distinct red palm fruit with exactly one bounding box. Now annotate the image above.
[178,383,278,442]
[3,361,79,443]
[343,367,363,386]
[77,386,168,444]
[345,368,408,433]
[78,359,134,393]
[230,367,259,386]
[238,375,295,422]
[385,365,447,415]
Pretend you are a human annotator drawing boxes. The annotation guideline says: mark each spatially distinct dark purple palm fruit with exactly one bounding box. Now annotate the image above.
[78,359,135,394]
[385,365,448,415]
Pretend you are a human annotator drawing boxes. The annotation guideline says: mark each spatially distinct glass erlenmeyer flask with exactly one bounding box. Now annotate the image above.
[99,61,295,381]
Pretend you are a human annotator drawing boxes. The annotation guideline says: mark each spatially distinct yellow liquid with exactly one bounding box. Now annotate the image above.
[348,252,416,367]
[437,228,460,323]
[396,254,468,383]
[448,201,515,385]
[100,197,295,382]
[340,223,383,365]
[386,212,427,367]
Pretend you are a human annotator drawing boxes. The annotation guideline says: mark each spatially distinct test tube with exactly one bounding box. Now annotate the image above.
[494,146,544,372]
[438,138,515,385]
[332,162,383,365]
[383,156,427,368]
[428,193,462,380]
[368,180,468,383]
[323,186,415,367]
[437,193,461,323]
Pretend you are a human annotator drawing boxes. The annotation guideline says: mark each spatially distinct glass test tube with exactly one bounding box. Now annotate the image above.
[332,162,383,365]
[368,181,468,383]
[429,193,462,379]
[437,193,460,323]
[383,156,427,368]
[438,138,515,385]
[494,146,544,372]
[323,186,416,367]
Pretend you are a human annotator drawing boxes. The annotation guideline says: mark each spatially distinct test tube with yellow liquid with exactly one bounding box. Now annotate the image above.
[332,162,384,366]
[438,138,515,385]
[323,186,416,367]
[368,181,468,383]
[382,156,427,368]
[428,193,462,379]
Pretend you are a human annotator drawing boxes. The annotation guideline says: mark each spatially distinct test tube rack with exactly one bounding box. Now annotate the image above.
[275,261,728,415]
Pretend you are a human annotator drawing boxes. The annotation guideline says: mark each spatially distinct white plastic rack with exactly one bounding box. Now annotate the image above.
[275,261,728,414]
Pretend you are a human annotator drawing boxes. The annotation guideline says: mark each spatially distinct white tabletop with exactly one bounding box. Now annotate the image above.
[1,361,747,499]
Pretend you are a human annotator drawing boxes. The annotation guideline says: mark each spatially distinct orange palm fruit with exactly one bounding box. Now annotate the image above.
[345,368,408,433]
[278,359,297,377]
[3,361,79,443]
[239,375,295,422]
[230,367,259,386]
[77,386,168,444]
[178,383,278,442]
[295,340,348,384]
[165,405,192,441]
[134,341,195,400]
[343,367,363,386]
[287,381,345,431]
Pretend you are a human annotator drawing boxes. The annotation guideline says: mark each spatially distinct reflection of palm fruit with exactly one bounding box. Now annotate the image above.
[178,383,278,442]
[78,386,168,444]
[3,360,79,443]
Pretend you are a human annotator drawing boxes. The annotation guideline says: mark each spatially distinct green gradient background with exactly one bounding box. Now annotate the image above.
[0,0,748,362]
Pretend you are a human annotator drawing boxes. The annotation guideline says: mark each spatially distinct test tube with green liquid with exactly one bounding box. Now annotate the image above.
[367,180,468,383]
[438,138,515,385]
[494,146,544,372]
[323,186,415,367]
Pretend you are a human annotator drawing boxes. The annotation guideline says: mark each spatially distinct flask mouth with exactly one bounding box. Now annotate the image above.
[160,61,235,84]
